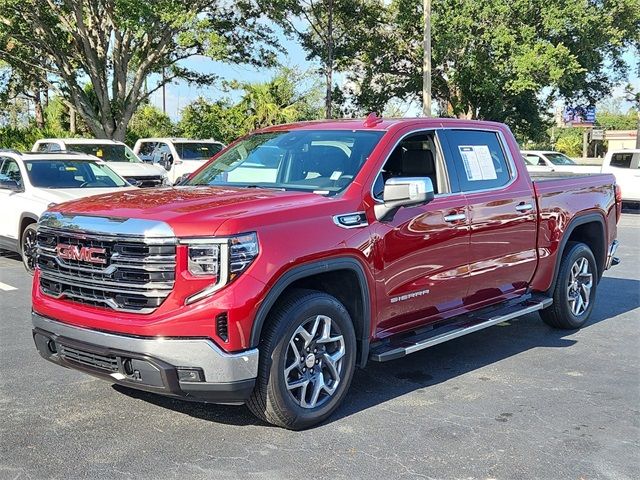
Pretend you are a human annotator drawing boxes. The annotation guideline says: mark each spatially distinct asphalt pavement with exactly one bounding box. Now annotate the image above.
[1,214,639,480]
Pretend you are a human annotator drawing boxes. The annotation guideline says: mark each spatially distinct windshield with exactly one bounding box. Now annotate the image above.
[186,130,385,194]
[174,142,224,160]
[67,143,142,163]
[25,160,128,188]
[546,153,576,165]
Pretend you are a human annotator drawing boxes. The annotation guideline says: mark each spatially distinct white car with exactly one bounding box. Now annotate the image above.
[521,150,600,173]
[601,148,640,203]
[0,150,135,272]
[32,138,169,187]
[133,138,225,184]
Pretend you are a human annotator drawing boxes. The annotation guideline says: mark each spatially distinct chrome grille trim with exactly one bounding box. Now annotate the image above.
[37,214,177,313]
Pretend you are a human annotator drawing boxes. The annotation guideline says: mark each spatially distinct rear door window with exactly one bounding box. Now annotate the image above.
[443,130,512,192]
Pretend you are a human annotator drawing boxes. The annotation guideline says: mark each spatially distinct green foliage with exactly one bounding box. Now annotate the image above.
[596,110,638,131]
[0,125,72,151]
[346,0,640,140]
[0,0,280,140]
[554,128,583,156]
[178,69,324,143]
[126,105,174,145]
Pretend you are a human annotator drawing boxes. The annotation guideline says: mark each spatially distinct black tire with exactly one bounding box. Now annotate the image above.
[246,289,357,430]
[540,241,597,329]
[21,223,38,274]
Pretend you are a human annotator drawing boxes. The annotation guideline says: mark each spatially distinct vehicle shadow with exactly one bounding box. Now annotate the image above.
[113,276,639,429]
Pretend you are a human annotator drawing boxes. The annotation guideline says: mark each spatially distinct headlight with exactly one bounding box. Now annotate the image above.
[184,232,259,304]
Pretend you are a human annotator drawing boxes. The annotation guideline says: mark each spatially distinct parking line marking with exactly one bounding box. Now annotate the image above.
[0,282,17,291]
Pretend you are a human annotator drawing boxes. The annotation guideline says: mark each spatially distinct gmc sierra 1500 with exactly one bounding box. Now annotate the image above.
[31,117,621,429]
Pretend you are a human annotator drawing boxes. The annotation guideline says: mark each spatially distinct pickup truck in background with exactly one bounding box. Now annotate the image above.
[132,138,225,184]
[31,117,621,429]
[600,148,640,204]
[521,150,599,173]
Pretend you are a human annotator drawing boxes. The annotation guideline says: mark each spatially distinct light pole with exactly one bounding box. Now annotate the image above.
[422,0,432,117]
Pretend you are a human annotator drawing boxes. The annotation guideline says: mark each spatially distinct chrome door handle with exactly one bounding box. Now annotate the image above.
[515,203,533,212]
[444,213,466,222]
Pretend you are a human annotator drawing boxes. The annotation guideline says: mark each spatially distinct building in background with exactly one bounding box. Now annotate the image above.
[605,130,638,151]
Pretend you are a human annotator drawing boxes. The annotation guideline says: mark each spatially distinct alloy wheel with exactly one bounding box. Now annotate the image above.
[567,257,592,316]
[22,227,37,273]
[284,314,345,409]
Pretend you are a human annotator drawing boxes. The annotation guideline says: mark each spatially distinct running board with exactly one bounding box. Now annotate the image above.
[369,295,553,362]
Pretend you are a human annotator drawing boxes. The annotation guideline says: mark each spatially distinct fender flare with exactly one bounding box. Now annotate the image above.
[249,257,372,367]
[18,212,39,241]
[546,212,606,295]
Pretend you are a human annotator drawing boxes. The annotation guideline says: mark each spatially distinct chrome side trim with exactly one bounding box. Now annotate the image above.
[38,212,176,244]
[32,313,259,383]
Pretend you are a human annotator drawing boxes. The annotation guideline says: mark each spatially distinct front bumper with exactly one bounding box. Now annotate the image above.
[32,312,258,404]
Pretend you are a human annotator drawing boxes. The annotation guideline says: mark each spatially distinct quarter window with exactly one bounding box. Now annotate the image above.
[445,130,512,192]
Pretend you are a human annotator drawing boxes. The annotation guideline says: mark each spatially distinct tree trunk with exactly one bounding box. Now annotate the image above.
[69,106,76,134]
[325,0,334,119]
[33,89,44,129]
[636,112,640,149]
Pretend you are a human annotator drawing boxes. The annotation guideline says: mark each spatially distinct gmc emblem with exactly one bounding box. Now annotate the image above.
[56,243,107,265]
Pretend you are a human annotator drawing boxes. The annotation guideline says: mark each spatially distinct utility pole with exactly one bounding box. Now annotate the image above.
[422,0,432,117]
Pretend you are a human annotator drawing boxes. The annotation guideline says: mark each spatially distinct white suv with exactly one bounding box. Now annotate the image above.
[0,150,135,272]
[33,138,169,187]
[133,138,224,184]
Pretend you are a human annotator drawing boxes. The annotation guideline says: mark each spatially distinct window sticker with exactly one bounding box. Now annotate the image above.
[458,145,497,181]
[330,170,343,181]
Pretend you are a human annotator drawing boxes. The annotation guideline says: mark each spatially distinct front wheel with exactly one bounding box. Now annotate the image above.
[541,241,597,329]
[246,289,357,430]
[21,223,38,274]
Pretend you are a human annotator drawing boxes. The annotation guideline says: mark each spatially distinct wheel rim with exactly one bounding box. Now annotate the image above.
[567,257,592,316]
[284,314,345,409]
[22,228,37,272]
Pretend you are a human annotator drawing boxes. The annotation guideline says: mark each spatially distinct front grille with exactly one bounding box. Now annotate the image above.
[37,228,176,314]
[124,175,164,188]
[59,344,118,372]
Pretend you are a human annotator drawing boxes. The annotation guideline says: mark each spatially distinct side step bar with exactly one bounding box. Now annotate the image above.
[369,295,553,362]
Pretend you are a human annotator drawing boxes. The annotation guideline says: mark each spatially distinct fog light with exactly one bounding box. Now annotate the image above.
[177,368,205,382]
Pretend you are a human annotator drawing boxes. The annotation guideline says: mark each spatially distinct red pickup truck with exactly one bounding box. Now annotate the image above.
[31,117,621,429]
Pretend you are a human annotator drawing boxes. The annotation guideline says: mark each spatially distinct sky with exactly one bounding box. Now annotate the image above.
[149,33,639,122]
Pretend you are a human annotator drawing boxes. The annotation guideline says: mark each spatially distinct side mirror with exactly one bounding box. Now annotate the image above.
[374,177,435,221]
[160,152,173,171]
[174,173,190,185]
[0,178,21,191]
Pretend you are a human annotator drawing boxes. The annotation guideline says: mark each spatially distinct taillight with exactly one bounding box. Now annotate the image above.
[615,184,622,203]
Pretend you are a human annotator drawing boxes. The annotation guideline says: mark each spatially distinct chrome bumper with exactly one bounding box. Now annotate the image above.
[605,240,620,270]
[32,312,258,404]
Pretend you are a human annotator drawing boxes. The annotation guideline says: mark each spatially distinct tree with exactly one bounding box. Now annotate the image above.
[266,0,382,118]
[346,0,640,140]
[178,69,323,143]
[126,104,174,145]
[0,0,279,141]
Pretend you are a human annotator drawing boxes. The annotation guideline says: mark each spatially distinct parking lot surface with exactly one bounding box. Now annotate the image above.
[1,214,639,480]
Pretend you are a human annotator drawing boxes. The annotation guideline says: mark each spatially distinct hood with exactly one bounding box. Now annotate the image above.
[52,186,335,237]
[104,162,166,177]
[32,186,137,206]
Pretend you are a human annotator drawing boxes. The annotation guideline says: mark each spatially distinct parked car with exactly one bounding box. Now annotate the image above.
[600,148,640,204]
[521,150,599,173]
[132,138,225,184]
[0,150,135,272]
[31,117,621,429]
[32,138,169,187]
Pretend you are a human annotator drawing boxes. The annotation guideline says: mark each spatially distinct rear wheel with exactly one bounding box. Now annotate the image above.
[21,223,38,274]
[246,289,356,430]
[541,241,597,329]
